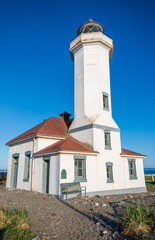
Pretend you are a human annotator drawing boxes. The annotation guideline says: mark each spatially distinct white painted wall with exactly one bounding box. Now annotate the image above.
[6,136,61,191]
[6,140,34,191]
[59,153,98,195]
[33,156,42,193]
[33,154,60,195]
[36,137,59,151]
[59,151,145,197]
[70,128,93,146]
[121,156,146,190]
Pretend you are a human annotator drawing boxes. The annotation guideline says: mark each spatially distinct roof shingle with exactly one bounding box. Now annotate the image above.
[121,148,146,157]
[6,117,69,145]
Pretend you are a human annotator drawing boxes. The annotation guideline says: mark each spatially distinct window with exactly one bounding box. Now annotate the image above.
[102,92,109,110]
[74,156,86,182]
[104,131,111,149]
[61,169,67,179]
[23,151,31,181]
[128,159,137,180]
[106,162,114,183]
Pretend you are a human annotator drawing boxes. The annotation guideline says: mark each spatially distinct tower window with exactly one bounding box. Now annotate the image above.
[102,92,109,110]
[104,131,111,149]
[106,162,114,183]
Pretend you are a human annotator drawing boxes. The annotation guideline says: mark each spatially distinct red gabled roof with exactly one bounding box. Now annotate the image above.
[34,137,98,155]
[6,117,69,145]
[121,148,146,157]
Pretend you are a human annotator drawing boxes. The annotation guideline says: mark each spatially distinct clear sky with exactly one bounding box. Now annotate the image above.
[0,0,155,169]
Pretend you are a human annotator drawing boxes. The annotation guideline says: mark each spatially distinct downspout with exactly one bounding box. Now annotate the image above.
[31,137,36,191]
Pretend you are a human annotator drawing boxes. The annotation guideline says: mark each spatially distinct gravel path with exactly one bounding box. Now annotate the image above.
[0,187,154,240]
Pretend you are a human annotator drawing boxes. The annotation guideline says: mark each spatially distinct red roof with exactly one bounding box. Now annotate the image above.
[121,148,146,157]
[34,137,98,155]
[6,117,69,145]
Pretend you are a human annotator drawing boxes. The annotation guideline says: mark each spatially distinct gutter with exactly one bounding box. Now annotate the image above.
[31,137,36,191]
[120,154,146,158]
[34,150,98,158]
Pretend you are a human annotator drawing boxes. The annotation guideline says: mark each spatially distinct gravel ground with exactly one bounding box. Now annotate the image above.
[0,186,154,240]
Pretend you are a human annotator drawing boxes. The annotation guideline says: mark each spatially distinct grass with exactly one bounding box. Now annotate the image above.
[146,182,155,191]
[121,204,155,239]
[145,176,155,182]
[0,206,35,240]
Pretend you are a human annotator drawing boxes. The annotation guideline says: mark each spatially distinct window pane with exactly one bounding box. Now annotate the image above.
[105,133,110,147]
[130,169,133,175]
[24,155,30,179]
[103,95,109,109]
[78,169,82,176]
[130,162,133,169]
[74,162,77,176]
[78,160,82,168]
[107,166,110,178]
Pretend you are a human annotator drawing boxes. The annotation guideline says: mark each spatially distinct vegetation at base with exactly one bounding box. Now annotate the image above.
[121,204,155,239]
[95,195,100,198]
[146,182,155,190]
[145,176,155,182]
[0,206,34,240]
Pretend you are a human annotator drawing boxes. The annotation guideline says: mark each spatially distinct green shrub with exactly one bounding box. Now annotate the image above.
[0,207,34,240]
[95,195,100,198]
[121,204,155,239]
[146,182,155,190]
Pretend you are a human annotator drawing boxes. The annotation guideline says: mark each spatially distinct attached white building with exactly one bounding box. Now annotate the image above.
[6,19,146,198]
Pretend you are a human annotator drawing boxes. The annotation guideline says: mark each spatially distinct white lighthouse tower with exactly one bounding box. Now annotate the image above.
[68,19,146,195]
[69,19,121,154]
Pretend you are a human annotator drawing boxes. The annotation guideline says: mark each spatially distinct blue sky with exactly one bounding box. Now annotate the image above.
[0,0,155,169]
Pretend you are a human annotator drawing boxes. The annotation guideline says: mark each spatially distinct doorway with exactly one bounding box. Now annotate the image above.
[11,156,19,188]
[42,160,50,193]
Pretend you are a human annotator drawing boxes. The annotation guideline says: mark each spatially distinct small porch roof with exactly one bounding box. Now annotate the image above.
[34,137,98,157]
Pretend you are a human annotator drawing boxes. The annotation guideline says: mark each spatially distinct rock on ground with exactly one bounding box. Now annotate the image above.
[0,188,154,240]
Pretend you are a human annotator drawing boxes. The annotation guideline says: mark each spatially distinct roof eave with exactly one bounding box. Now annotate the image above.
[120,154,147,158]
[6,135,36,146]
[6,134,68,146]
[34,150,98,157]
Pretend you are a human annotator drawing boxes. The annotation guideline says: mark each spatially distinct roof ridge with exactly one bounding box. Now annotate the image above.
[35,118,49,133]
[35,116,55,133]
[59,137,69,150]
